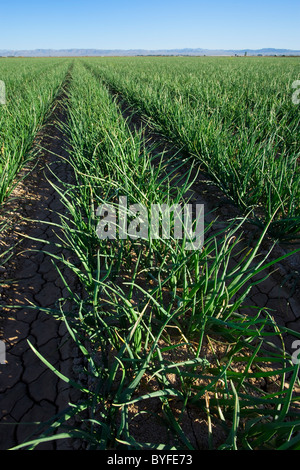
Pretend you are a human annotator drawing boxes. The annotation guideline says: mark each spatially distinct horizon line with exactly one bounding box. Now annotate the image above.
[1,47,300,52]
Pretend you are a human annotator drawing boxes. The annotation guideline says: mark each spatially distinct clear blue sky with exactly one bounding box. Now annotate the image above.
[0,0,299,51]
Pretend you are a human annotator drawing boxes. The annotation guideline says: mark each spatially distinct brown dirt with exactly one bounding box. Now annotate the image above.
[0,81,84,450]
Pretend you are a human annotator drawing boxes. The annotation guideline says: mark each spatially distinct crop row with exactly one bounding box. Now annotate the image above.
[0,58,72,206]
[17,61,300,451]
[81,57,300,242]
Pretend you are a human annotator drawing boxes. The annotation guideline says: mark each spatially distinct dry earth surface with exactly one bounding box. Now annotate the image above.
[0,88,84,450]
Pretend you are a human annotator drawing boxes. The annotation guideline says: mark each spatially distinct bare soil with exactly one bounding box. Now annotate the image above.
[0,82,83,450]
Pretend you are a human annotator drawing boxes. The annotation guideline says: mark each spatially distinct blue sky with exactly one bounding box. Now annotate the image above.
[0,0,299,51]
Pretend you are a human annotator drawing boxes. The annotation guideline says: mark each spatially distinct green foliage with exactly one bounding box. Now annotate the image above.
[83,56,300,241]
[15,61,300,451]
[4,58,300,451]
[0,58,72,205]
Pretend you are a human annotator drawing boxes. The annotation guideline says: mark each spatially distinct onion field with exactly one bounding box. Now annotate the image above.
[0,58,71,204]
[0,56,300,451]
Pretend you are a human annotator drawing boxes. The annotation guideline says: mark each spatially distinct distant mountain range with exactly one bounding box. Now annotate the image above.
[0,48,300,57]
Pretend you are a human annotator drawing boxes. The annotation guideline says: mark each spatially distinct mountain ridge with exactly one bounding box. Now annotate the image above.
[0,48,300,57]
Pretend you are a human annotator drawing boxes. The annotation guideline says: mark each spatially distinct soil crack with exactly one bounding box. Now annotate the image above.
[0,69,83,450]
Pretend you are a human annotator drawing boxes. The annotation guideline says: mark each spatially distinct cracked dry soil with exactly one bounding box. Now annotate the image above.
[0,89,82,450]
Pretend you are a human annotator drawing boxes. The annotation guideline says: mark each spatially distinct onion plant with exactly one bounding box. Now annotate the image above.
[12,61,300,451]
[0,58,72,206]
[82,57,300,242]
